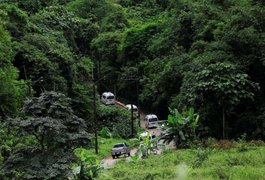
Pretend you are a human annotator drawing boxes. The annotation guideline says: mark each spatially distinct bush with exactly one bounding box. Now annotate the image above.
[97,105,135,139]
[193,147,211,168]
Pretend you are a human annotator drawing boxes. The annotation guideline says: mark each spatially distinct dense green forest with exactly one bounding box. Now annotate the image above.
[1,0,265,179]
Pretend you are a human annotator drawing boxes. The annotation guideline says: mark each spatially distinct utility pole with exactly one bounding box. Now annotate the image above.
[92,68,98,154]
[124,68,140,137]
[131,103,134,137]
[136,70,140,127]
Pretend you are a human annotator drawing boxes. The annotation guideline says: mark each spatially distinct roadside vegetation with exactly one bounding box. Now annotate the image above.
[101,141,265,179]
[75,137,139,160]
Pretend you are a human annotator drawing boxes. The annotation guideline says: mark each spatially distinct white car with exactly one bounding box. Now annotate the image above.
[144,114,158,129]
[125,104,138,116]
[101,92,115,105]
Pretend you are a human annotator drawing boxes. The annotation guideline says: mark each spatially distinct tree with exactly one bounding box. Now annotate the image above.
[181,63,259,138]
[119,22,158,64]
[2,91,91,179]
[0,13,26,117]
[30,6,99,54]
[97,105,132,139]
[0,3,29,38]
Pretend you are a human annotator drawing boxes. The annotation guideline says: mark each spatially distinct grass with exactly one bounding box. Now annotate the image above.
[99,142,265,180]
[74,126,145,160]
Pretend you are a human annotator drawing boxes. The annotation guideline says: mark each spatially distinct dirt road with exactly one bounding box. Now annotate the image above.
[103,148,138,168]
[102,104,166,168]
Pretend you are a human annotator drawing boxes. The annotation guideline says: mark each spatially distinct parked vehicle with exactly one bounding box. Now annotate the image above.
[101,92,115,105]
[139,131,156,141]
[144,114,158,129]
[125,104,139,117]
[111,143,130,159]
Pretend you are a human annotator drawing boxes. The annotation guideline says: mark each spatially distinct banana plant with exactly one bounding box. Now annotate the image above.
[73,148,103,179]
[132,131,158,160]
[161,107,200,148]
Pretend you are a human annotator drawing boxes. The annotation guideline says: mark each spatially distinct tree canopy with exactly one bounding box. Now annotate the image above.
[1,0,265,177]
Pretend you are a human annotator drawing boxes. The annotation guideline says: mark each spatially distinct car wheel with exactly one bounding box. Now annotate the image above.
[128,153,130,156]
[112,155,115,159]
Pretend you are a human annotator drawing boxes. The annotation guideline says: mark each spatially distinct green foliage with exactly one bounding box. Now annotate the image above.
[101,9,129,32]
[98,127,113,138]
[31,6,99,54]
[139,56,185,108]
[8,4,97,121]
[191,62,258,105]
[161,107,199,148]
[97,105,133,139]
[193,147,211,168]
[135,131,158,159]
[1,0,265,169]
[179,62,259,138]
[90,32,122,89]
[119,22,158,64]
[236,133,248,152]
[101,144,265,179]
[67,0,123,29]
[91,32,122,63]
[2,92,91,179]
[3,148,76,179]
[0,3,29,38]
[0,16,27,117]
[11,0,73,14]
[74,148,103,179]
[17,32,71,91]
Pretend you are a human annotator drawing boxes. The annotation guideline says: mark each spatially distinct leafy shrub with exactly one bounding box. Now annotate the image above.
[74,148,103,179]
[236,133,248,152]
[98,127,112,138]
[97,105,133,139]
[193,148,211,168]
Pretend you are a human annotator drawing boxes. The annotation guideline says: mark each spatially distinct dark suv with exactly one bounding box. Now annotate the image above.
[111,143,130,159]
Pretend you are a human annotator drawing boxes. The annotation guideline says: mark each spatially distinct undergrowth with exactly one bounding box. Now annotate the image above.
[100,141,265,179]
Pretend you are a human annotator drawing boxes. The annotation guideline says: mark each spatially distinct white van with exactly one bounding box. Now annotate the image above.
[101,92,115,105]
[144,114,158,129]
[139,131,156,141]
[125,104,138,116]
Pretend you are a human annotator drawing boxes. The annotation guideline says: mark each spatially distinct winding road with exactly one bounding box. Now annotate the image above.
[102,101,169,168]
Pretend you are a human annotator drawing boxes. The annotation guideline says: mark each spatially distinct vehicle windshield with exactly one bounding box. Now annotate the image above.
[107,95,114,99]
[149,118,158,122]
[113,144,124,148]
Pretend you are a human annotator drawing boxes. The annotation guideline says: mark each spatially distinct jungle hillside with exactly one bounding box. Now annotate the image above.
[1,0,265,179]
